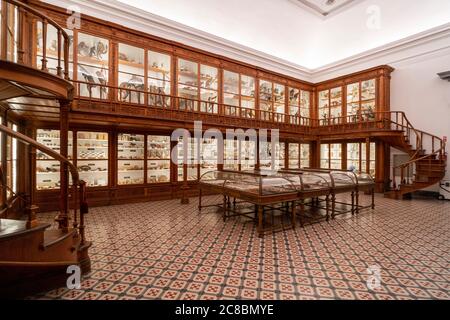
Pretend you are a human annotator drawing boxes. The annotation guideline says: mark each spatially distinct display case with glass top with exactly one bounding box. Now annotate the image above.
[36,129,73,190]
[148,50,171,108]
[117,133,144,185]
[147,135,171,183]
[76,33,109,99]
[77,131,109,187]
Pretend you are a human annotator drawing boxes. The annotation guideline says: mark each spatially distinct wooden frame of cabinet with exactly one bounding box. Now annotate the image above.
[0,1,395,212]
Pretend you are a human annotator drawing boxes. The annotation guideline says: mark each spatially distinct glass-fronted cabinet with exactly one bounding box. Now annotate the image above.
[177,137,198,181]
[147,135,171,183]
[177,58,198,111]
[260,142,284,170]
[77,33,109,99]
[223,71,255,118]
[259,80,285,122]
[288,143,310,169]
[319,87,342,125]
[289,88,310,124]
[148,50,171,108]
[241,140,256,171]
[77,131,109,187]
[117,133,144,185]
[177,59,218,113]
[36,129,73,190]
[200,138,218,176]
[347,142,376,175]
[36,25,74,78]
[347,79,376,121]
[118,44,145,104]
[224,139,239,170]
[321,143,342,169]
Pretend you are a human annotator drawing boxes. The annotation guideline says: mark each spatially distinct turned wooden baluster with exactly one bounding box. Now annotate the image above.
[41,19,48,72]
[56,29,62,77]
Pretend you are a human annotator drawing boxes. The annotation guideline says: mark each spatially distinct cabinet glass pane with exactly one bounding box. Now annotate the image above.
[178,59,198,85]
[178,85,198,111]
[223,70,239,94]
[300,144,310,168]
[241,140,256,170]
[77,131,108,187]
[347,83,359,103]
[330,144,342,169]
[200,138,217,176]
[241,75,255,97]
[330,87,342,119]
[147,135,170,184]
[200,89,218,113]
[36,130,73,190]
[118,44,144,104]
[320,144,329,169]
[224,139,239,170]
[117,134,144,185]
[200,65,218,90]
[288,143,299,168]
[273,83,285,104]
[177,137,198,181]
[347,143,360,171]
[148,51,171,108]
[259,80,272,102]
[77,33,109,99]
[361,79,376,101]
[36,25,74,78]
[300,91,310,118]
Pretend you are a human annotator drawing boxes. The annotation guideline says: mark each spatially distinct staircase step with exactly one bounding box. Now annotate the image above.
[41,229,77,250]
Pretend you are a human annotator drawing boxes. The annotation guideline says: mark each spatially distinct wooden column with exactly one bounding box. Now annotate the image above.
[365,138,371,174]
[57,100,70,231]
[1,112,8,205]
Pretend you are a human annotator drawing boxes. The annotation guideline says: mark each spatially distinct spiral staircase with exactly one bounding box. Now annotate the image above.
[0,0,90,298]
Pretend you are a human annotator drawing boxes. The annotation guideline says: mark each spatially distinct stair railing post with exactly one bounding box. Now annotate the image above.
[56,101,70,232]
[25,144,38,228]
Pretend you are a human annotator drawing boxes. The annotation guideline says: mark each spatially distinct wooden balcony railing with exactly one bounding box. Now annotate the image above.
[73,80,313,133]
[0,0,70,79]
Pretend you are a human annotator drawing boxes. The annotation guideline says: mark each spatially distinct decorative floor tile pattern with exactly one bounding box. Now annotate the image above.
[31,194,449,300]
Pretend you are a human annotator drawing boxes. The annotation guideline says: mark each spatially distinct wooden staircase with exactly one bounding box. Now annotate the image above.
[0,0,89,298]
[383,112,447,199]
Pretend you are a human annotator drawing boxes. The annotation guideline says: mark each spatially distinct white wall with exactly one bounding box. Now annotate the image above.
[390,49,450,189]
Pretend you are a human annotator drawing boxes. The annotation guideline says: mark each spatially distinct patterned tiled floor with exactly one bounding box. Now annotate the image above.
[31,194,449,300]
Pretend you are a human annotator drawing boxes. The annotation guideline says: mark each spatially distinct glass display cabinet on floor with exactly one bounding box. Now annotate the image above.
[347,79,376,122]
[77,131,109,187]
[118,44,145,104]
[148,50,171,108]
[117,133,145,185]
[36,129,73,190]
[76,33,109,99]
[147,135,171,183]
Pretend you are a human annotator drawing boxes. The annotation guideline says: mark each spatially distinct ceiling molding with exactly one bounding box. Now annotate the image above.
[44,0,450,83]
[289,0,361,19]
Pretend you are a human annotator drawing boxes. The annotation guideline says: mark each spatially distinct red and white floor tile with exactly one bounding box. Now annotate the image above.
[31,194,450,300]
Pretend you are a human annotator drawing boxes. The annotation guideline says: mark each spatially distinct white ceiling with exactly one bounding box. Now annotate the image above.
[113,0,450,69]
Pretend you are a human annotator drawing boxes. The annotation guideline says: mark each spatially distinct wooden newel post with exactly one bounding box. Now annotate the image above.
[26,144,38,228]
[56,101,70,231]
